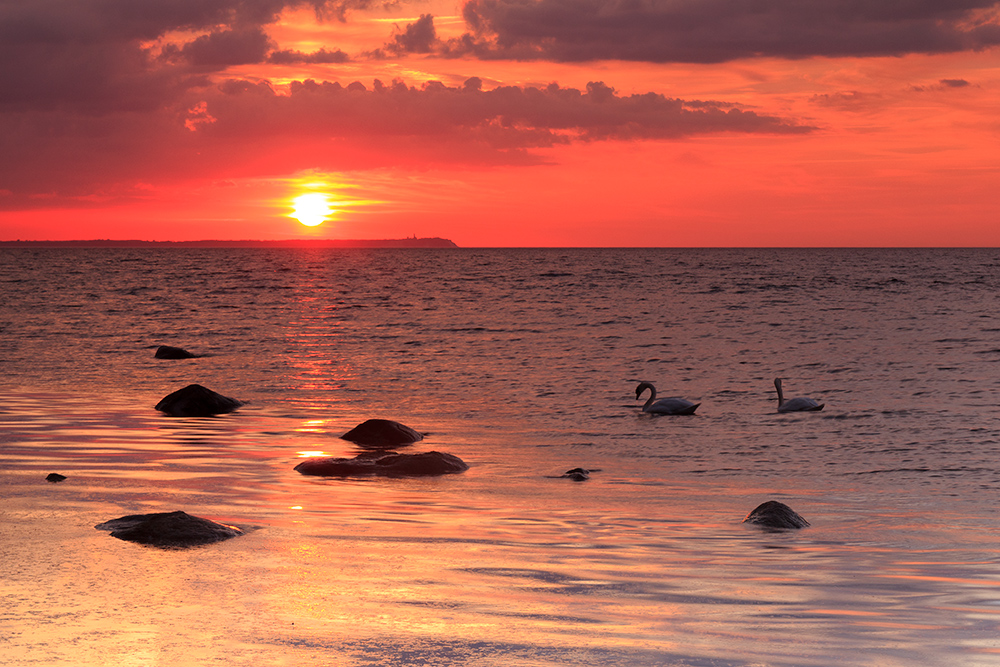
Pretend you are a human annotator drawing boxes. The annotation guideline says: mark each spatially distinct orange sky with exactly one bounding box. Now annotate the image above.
[1,0,998,246]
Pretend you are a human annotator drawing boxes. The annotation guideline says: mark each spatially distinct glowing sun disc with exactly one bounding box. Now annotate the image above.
[292,193,332,227]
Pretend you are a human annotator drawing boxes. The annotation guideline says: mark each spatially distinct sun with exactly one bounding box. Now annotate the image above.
[291,193,332,227]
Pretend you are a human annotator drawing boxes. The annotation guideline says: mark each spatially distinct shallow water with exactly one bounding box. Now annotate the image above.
[3,248,1000,666]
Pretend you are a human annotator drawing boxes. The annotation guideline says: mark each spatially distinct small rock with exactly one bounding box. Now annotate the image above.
[546,467,600,481]
[295,451,467,477]
[154,345,198,359]
[341,419,424,448]
[95,511,244,547]
[155,384,242,417]
[45,473,67,483]
[742,500,810,530]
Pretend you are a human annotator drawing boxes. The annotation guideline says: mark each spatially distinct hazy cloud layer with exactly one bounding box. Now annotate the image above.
[452,0,1000,62]
[0,76,811,207]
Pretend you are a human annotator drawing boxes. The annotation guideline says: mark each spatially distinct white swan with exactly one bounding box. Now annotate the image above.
[774,378,824,413]
[635,382,700,415]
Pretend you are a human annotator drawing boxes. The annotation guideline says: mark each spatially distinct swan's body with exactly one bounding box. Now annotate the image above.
[774,378,823,413]
[635,382,700,415]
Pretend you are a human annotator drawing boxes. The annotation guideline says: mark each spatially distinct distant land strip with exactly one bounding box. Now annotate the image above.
[0,238,458,249]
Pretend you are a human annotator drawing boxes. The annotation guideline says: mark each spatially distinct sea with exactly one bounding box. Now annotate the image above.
[2,247,1000,666]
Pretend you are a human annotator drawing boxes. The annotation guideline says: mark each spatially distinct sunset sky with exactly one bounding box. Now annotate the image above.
[1,0,998,246]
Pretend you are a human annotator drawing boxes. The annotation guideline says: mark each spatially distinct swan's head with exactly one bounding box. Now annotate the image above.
[635,382,654,399]
[774,378,783,390]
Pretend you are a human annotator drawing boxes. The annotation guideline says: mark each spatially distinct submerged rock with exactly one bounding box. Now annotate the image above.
[295,450,467,477]
[154,345,198,359]
[155,384,242,417]
[742,501,810,530]
[45,472,67,483]
[95,511,244,547]
[546,467,600,481]
[341,419,424,448]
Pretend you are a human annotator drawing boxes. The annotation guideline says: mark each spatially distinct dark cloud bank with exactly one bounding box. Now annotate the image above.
[215,77,811,142]
[451,0,1000,62]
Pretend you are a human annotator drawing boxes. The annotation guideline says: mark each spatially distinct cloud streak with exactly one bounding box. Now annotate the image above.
[255,77,812,142]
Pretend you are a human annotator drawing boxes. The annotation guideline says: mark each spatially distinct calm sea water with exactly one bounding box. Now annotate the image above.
[3,248,1000,666]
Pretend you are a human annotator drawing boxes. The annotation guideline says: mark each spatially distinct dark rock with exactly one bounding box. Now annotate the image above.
[155,345,198,359]
[341,419,423,448]
[742,501,810,530]
[374,451,468,476]
[95,510,244,547]
[295,450,468,477]
[546,467,600,481]
[45,472,67,483]
[155,384,242,417]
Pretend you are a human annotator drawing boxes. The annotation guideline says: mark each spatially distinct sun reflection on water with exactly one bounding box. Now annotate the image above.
[295,419,328,433]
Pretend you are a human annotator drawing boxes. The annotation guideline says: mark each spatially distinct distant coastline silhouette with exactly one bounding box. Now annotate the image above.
[0,238,458,249]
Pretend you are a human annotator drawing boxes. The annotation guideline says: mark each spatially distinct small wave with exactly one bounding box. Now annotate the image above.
[821,413,874,420]
[849,467,931,475]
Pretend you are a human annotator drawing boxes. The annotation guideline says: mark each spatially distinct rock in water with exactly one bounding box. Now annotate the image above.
[295,451,468,477]
[340,419,423,448]
[545,467,600,481]
[95,511,244,547]
[375,451,468,476]
[154,345,197,359]
[45,472,67,483]
[742,501,810,530]
[155,384,242,417]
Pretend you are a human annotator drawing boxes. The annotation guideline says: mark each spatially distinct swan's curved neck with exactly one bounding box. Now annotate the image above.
[640,383,657,409]
[774,379,785,407]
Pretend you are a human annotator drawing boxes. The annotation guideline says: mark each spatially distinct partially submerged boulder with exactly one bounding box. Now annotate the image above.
[545,467,600,481]
[341,419,423,448]
[155,384,242,417]
[154,345,198,359]
[295,450,468,477]
[95,511,243,547]
[45,472,67,483]
[742,501,810,530]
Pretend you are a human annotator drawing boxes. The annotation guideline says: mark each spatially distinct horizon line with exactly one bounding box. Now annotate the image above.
[1,239,998,250]
[0,238,459,248]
